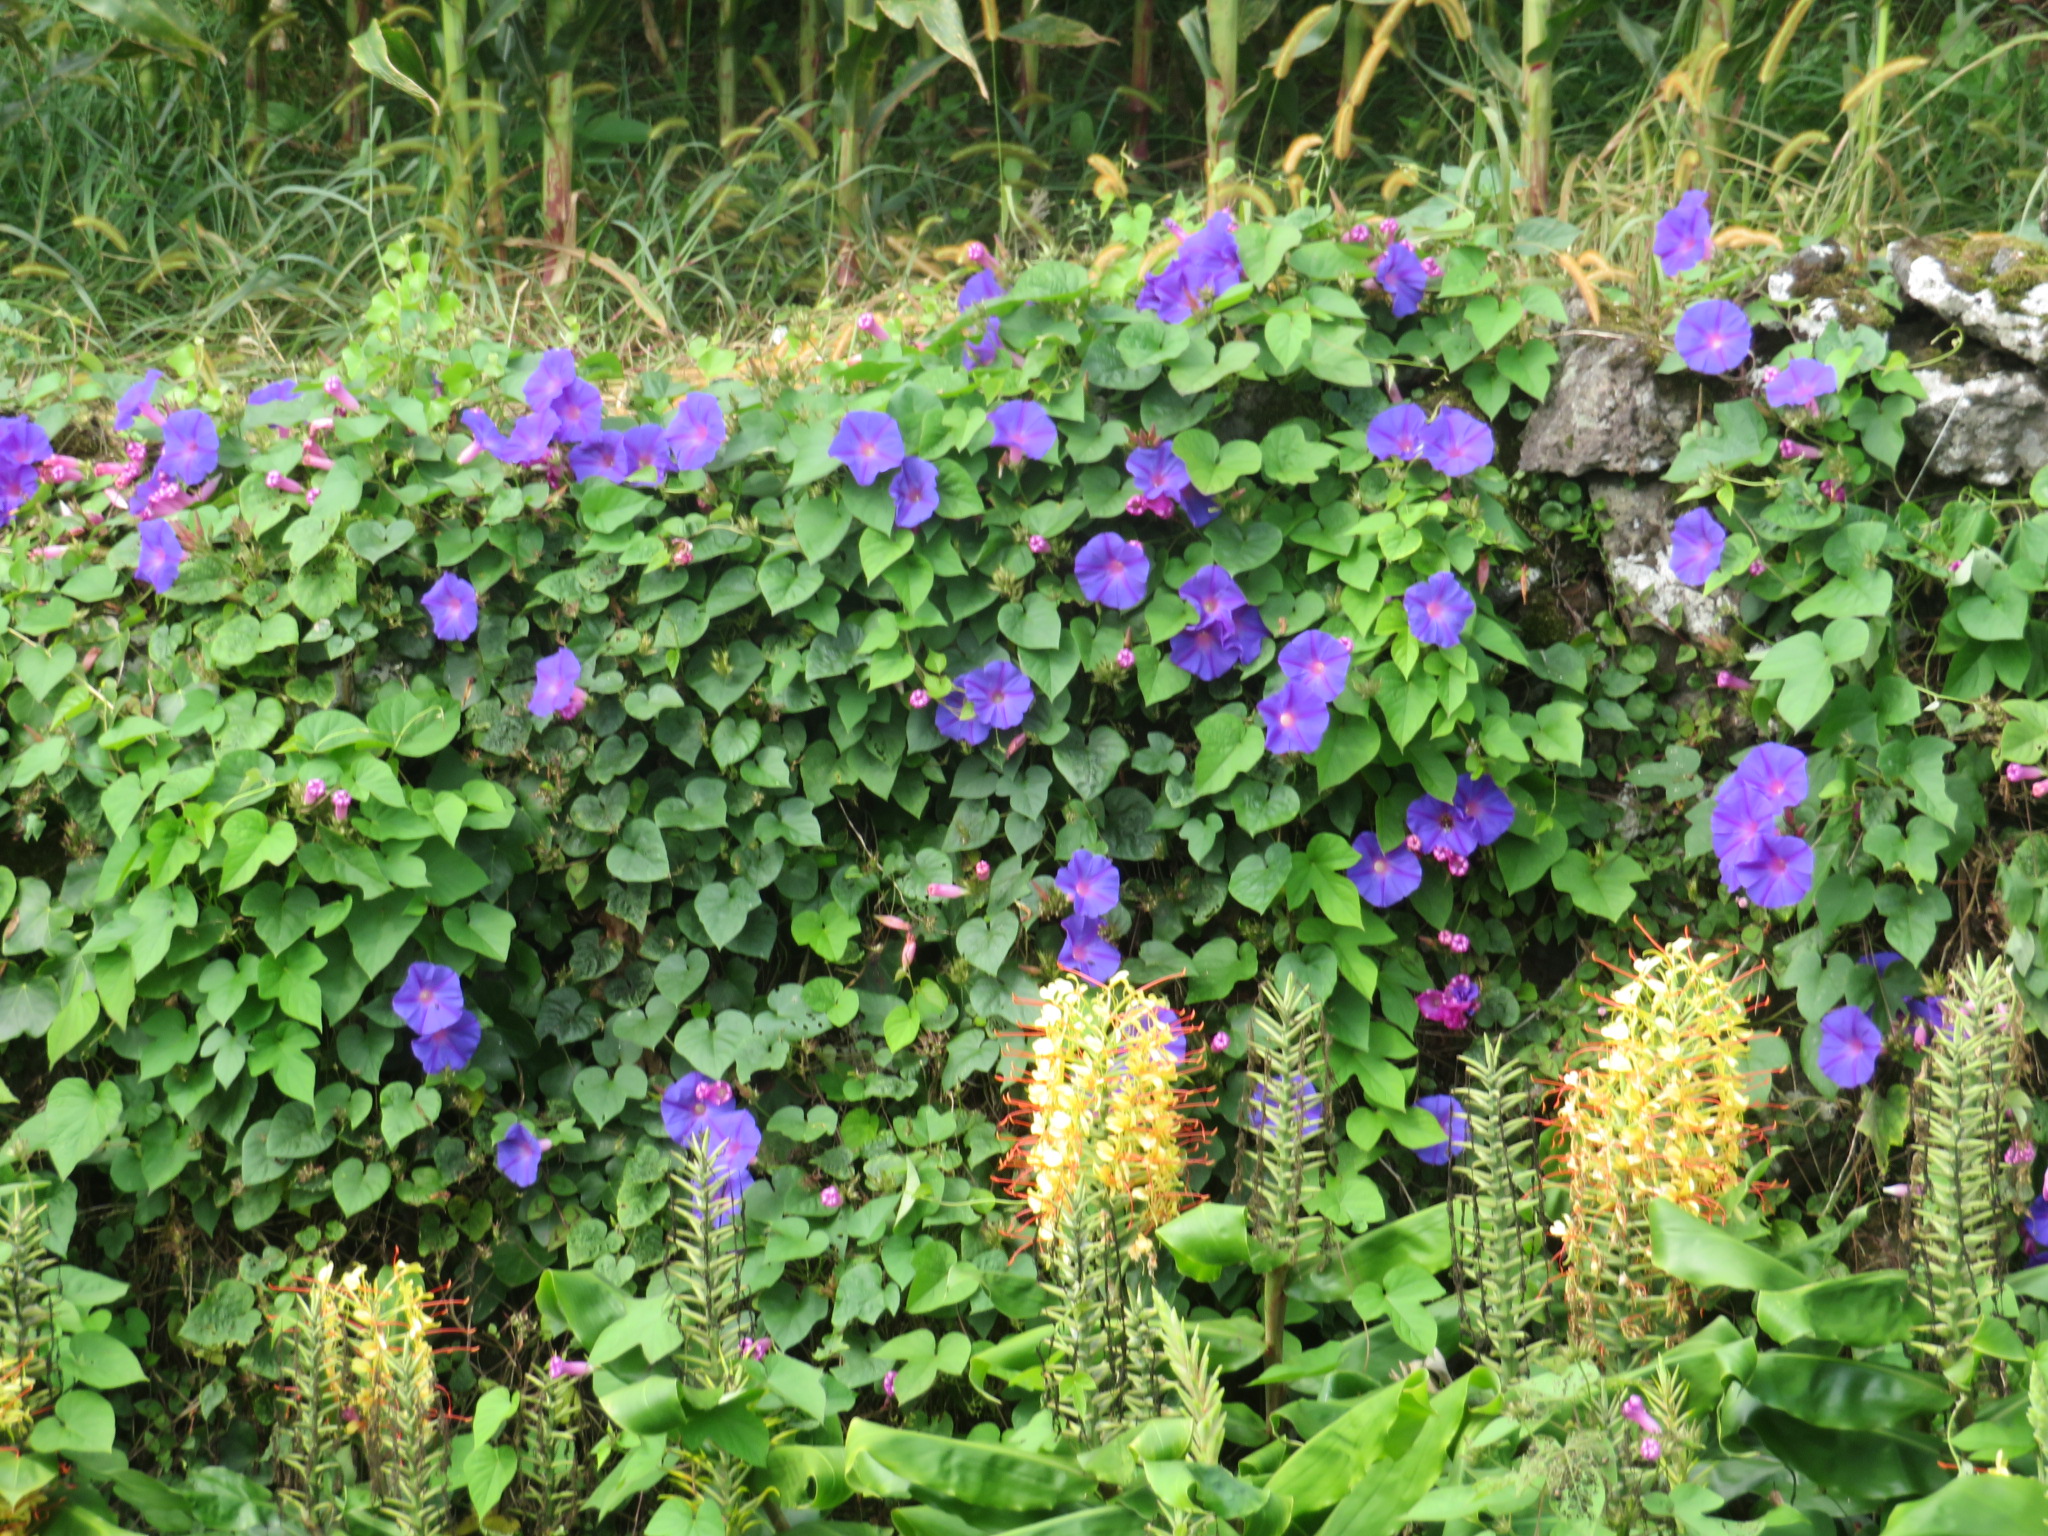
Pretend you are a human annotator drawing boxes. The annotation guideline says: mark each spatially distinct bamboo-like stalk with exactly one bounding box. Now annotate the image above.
[1856,0,1890,239]
[1520,0,1550,212]
[1692,0,1733,166]
[1129,0,1154,160]
[439,0,473,239]
[541,0,577,283]
[834,0,879,255]
[1205,0,1239,180]
[478,79,506,237]
[717,0,738,143]
[798,0,821,128]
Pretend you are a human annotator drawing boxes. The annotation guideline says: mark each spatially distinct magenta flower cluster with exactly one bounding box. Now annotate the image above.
[1122,439,1218,526]
[1348,775,1515,908]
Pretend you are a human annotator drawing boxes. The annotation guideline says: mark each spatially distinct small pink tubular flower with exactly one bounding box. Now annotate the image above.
[1640,1437,1662,1463]
[857,313,887,341]
[882,1369,898,1400]
[875,913,910,932]
[265,471,306,495]
[927,882,966,899]
[301,440,334,471]
[331,790,353,823]
[671,538,694,566]
[1027,534,1049,553]
[1715,671,1754,691]
[820,1186,843,1210]
[1420,257,1443,278]
[1211,1031,1230,1052]
[1341,224,1372,244]
[1379,217,1400,239]
[324,377,361,414]
[1621,1395,1660,1436]
[2007,1141,2037,1166]
[2007,764,2047,783]
[901,935,917,971]
[974,860,991,880]
[27,545,65,561]
[909,689,930,708]
[1779,438,1821,461]
[303,779,328,805]
[1749,559,1767,576]
[39,456,84,484]
[1820,479,1847,503]
[548,1356,592,1379]
[1116,647,1135,669]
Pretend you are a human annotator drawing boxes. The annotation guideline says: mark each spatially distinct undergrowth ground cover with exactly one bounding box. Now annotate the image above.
[8,115,2048,1535]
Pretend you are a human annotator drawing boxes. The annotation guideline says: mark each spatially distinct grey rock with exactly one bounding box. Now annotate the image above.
[1517,334,1699,477]
[1767,242,1852,341]
[1593,477,1734,643]
[1890,236,2048,366]
[1907,363,2048,484]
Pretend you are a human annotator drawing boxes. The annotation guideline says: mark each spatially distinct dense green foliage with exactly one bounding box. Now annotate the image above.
[3,192,2048,1532]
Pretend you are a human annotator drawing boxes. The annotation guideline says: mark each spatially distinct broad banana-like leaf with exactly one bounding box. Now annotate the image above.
[63,0,217,61]
[877,0,987,96]
[349,19,440,113]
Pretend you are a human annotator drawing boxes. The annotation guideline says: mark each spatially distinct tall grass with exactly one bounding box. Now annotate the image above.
[2,0,2046,362]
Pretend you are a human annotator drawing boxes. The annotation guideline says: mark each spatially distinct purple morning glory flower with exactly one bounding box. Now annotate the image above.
[1181,565,1247,626]
[1169,623,1240,681]
[1859,951,1907,972]
[1176,212,1243,298]
[497,1123,548,1188]
[1670,508,1728,586]
[0,417,49,467]
[1408,794,1478,858]
[1729,743,1809,813]
[890,456,940,528]
[136,520,183,593]
[660,1072,756,1149]
[1278,630,1350,703]
[959,269,1005,310]
[393,962,465,1033]
[1413,1094,1469,1166]
[964,316,1004,370]
[460,408,511,463]
[988,400,1057,463]
[1710,783,1776,877]
[412,1010,482,1075]
[1182,487,1221,528]
[568,431,629,484]
[1250,1075,1324,1137]
[664,392,727,471]
[1906,995,1947,1036]
[1733,832,1814,908]
[503,412,558,465]
[1367,403,1430,461]
[529,647,583,718]
[1259,682,1331,755]
[1377,241,1429,317]
[1348,833,1424,907]
[1059,913,1121,984]
[961,658,1034,730]
[1404,571,1476,648]
[2025,1198,2048,1248]
[1674,300,1752,375]
[1654,190,1712,278]
[1766,358,1838,409]
[116,370,164,430]
[523,348,580,413]
[1074,532,1150,609]
[547,379,604,444]
[159,410,219,485]
[1057,850,1120,917]
[935,690,991,746]
[248,378,300,406]
[620,423,670,480]
[1422,408,1493,477]
[1127,443,1191,503]
[1817,1005,1882,1089]
[830,410,906,487]
[422,572,479,642]
[1453,775,1516,847]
